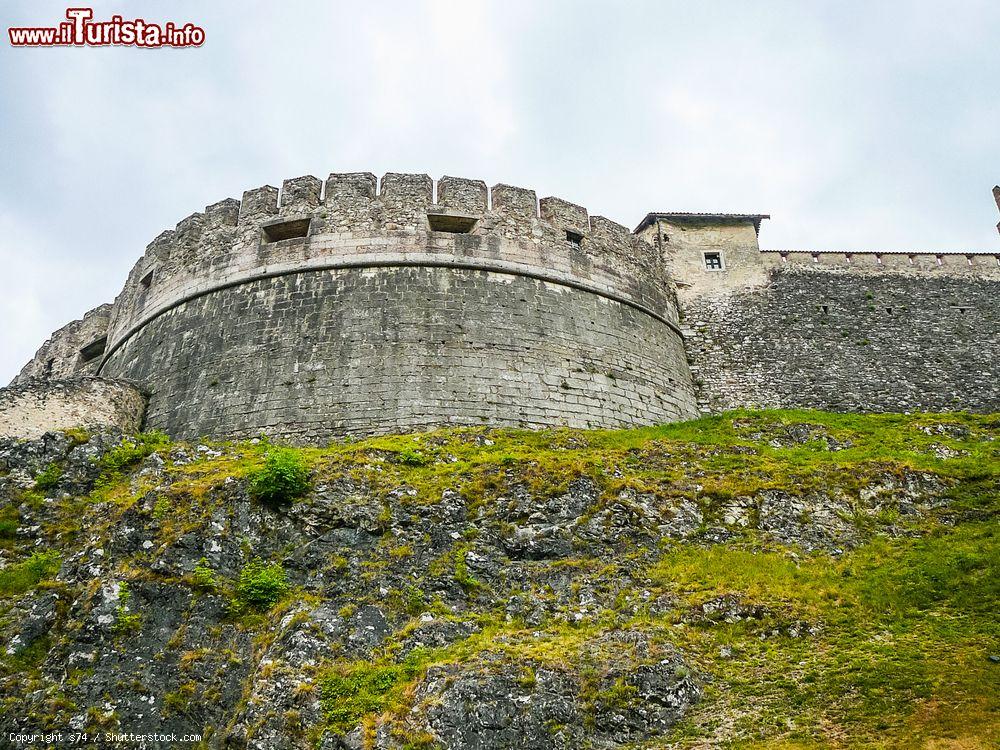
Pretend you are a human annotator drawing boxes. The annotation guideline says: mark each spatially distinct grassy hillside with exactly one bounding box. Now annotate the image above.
[0,410,997,749]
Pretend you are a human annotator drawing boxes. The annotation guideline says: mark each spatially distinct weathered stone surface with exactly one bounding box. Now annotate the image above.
[12,174,1000,445]
[0,377,146,439]
[12,304,111,385]
[680,268,1000,414]
[101,266,694,442]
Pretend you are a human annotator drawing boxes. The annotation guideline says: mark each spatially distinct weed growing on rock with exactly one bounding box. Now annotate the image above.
[113,582,142,633]
[0,550,60,595]
[234,559,287,610]
[192,558,217,591]
[247,449,311,504]
[33,463,63,492]
[320,653,425,735]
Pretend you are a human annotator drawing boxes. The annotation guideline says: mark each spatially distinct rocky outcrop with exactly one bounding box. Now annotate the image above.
[0,412,995,748]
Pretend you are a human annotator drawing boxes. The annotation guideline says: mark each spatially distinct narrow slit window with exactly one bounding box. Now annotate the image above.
[140,270,154,290]
[262,218,311,243]
[704,251,723,270]
[566,230,584,246]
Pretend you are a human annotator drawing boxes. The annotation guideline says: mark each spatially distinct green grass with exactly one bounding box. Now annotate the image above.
[653,520,1000,748]
[320,654,425,735]
[4,409,997,749]
[0,550,61,596]
[92,430,170,497]
[33,463,63,492]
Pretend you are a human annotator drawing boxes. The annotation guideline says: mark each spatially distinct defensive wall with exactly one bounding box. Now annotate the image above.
[635,214,1000,415]
[0,377,145,440]
[82,172,698,441]
[7,179,999,442]
[12,304,112,385]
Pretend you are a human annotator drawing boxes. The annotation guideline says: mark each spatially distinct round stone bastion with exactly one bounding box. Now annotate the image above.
[97,172,698,442]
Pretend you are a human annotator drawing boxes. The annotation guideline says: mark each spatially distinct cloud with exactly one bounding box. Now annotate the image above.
[0,0,998,383]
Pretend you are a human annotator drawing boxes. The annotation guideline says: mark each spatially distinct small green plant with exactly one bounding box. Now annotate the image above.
[0,550,61,595]
[247,449,311,504]
[100,431,170,474]
[163,682,196,715]
[0,508,19,540]
[393,448,429,467]
[114,582,142,633]
[234,559,287,610]
[33,463,63,492]
[402,584,426,616]
[63,427,91,446]
[192,558,217,591]
[453,543,480,591]
[95,431,170,492]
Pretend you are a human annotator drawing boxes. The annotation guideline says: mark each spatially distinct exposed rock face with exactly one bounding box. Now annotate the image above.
[0,413,995,749]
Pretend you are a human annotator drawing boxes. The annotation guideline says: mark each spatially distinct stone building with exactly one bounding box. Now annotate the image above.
[4,174,999,441]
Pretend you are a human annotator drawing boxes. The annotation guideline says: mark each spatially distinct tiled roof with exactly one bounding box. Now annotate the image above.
[634,212,770,234]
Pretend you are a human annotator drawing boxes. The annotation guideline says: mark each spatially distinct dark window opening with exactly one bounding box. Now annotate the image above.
[140,270,154,290]
[78,336,107,365]
[704,252,723,270]
[262,218,311,243]
[886,307,893,314]
[820,305,829,314]
[566,230,584,245]
[42,358,54,378]
[427,213,477,233]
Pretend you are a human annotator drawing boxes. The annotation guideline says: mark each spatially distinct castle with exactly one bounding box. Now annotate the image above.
[3,174,999,441]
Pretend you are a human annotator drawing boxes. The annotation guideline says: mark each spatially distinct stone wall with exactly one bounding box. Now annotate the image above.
[96,172,698,441]
[12,304,111,386]
[680,267,1000,413]
[102,267,695,441]
[0,377,146,439]
[16,174,999,438]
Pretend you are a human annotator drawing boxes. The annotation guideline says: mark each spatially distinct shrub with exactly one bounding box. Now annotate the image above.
[33,463,63,492]
[114,581,142,633]
[247,449,311,504]
[100,431,170,475]
[235,559,287,610]
[192,558,217,591]
[0,550,61,595]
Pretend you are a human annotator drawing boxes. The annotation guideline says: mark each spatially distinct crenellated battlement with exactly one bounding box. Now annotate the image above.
[762,249,1000,275]
[10,173,999,443]
[104,172,671,355]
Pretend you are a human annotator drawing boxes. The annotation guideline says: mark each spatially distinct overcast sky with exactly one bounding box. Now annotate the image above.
[1,0,998,384]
